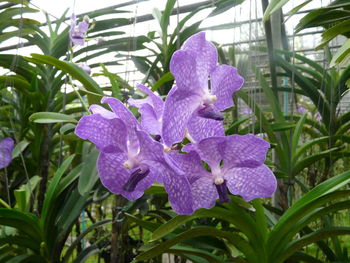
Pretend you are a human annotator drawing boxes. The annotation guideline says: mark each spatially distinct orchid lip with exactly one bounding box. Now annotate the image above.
[197,106,224,121]
[122,166,150,192]
[215,181,230,203]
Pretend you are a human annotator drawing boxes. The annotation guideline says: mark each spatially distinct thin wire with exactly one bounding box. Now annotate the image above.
[29,2,70,26]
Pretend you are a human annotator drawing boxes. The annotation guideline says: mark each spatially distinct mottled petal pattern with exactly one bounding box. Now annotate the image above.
[0,138,14,169]
[182,32,218,87]
[136,84,164,119]
[136,130,164,163]
[163,168,194,215]
[187,113,225,142]
[191,177,218,210]
[169,151,208,183]
[162,87,201,146]
[211,65,244,111]
[170,50,202,93]
[223,134,270,169]
[224,164,277,201]
[75,114,127,153]
[196,137,226,170]
[102,97,140,151]
[138,104,161,135]
[89,105,116,119]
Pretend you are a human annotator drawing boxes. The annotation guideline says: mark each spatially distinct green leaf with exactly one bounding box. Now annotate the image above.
[160,0,176,37]
[263,0,289,22]
[12,140,30,159]
[59,123,76,134]
[316,19,350,49]
[78,148,99,196]
[29,112,77,124]
[291,114,307,158]
[0,208,41,242]
[41,155,75,228]
[137,227,256,262]
[27,54,103,104]
[278,227,350,262]
[0,28,36,42]
[330,38,350,67]
[152,72,174,91]
[268,170,350,254]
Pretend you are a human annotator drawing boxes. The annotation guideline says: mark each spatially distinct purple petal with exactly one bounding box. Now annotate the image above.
[170,50,202,93]
[191,176,218,210]
[168,151,209,183]
[75,114,127,153]
[78,21,89,33]
[162,168,194,215]
[138,104,162,135]
[224,164,277,201]
[102,97,140,151]
[162,87,201,146]
[223,134,270,169]
[77,63,91,75]
[196,137,226,171]
[136,84,164,119]
[187,112,225,142]
[89,105,116,119]
[182,32,218,87]
[0,138,14,169]
[136,130,164,163]
[98,152,156,200]
[211,65,244,111]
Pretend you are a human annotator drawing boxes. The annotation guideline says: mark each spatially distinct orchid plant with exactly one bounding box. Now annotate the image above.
[75,32,277,214]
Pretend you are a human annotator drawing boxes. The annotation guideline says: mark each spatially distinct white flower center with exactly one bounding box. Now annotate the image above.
[212,167,224,185]
[123,154,139,169]
[202,93,217,105]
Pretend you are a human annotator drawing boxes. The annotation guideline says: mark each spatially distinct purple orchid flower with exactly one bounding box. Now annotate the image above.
[75,97,193,214]
[0,138,14,169]
[172,134,276,211]
[128,84,164,136]
[297,104,306,114]
[162,32,244,146]
[69,14,89,46]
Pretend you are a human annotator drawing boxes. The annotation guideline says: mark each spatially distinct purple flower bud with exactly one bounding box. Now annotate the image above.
[297,104,307,114]
[77,63,91,75]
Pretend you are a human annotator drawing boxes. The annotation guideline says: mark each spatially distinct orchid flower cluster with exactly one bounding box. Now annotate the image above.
[75,32,277,215]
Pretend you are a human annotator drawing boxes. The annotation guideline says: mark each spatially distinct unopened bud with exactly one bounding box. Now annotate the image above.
[83,15,90,23]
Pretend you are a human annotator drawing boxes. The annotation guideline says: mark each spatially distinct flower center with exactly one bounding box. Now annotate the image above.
[123,154,139,169]
[202,93,217,105]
